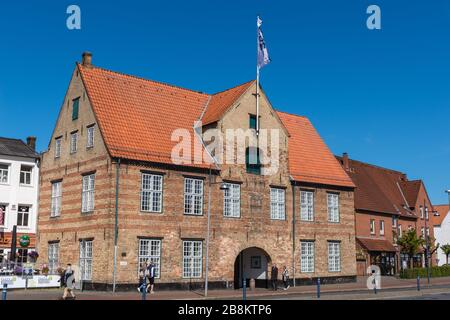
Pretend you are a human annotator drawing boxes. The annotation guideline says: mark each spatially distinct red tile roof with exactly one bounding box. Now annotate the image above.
[432,205,449,226]
[357,237,397,252]
[277,112,355,188]
[336,157,419,217]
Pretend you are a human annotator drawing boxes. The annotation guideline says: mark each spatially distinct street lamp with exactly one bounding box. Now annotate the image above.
[205,171,229,297]
[446,190,450,208]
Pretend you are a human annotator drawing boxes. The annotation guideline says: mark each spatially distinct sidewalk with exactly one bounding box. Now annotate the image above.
[6,276,450,300]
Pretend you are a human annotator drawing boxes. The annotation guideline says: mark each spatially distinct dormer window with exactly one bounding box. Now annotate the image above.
[72,97,80,121]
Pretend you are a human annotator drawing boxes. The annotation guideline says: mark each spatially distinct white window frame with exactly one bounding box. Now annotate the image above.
[420,206,424,219]
[398,225,403,237]
[80,240,93,281]
[51,181,62,217]
[19,165,32,186]
[48,242,60,275]
[82,174,95,213]
[182,240,202,278]
[223,183,240,218]
[421,227,425,238]
[70,132,78,154]
[140,173,163,213]
[380,220,385,236]
[86,125,95,149]
[0,163,10,184]
[300,241,315,273]
[300,190,314,221]
[55,137,62,158]
[370,219,376,235]
[426,227,430,237]
[138,239,161,278]
[184,178,203,216]
[328,241,341,272]
[327,193,340,223]
[270,188,285,220]
[17,205,30,228]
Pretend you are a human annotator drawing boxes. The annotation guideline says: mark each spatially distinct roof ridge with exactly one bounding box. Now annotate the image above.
[212,80,255,95]
[0,137,24,142]
[345,157,406,177]
[77,63,209,96]
[276,110,308,120]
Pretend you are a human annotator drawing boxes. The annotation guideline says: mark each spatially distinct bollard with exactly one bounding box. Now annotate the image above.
[316,278,321,299]
[373,278,377,294]
[242,278,247,301]
[2,283,7,301]
[417,276,420,291]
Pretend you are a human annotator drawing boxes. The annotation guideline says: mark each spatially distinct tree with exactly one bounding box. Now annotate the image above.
[424,236,439,267]
[397,229,425,269]
[441,244,450,265]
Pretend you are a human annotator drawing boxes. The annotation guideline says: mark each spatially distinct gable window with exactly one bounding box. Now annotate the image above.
[270,188,285,220]
[380,220,385,236]
[141,173,163,213]
[370,219,376,234]
[86,125,95,149]
[249,114,257,130]
[328,241,341,272]
[246,147,261,175]
[300,241,314,273]
[223,183,240,218]
[55,137,62,158]
[82,174,95,213]
[51,181,62,217]
[20,165,32,185]
[138,239,161,278]
[0,164,9,184]
[72,97,80,120]
[184,178,203,215]
[70,131,78,154]
[182,240,202,278]
[327,193,340,223]
[48,243,60,275]
[300,190,314,221]
[17,205,30,227]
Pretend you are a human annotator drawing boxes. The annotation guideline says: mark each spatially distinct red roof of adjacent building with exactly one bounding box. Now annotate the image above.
[432,205,449,226]
[277,112,355,188]
[357,237,397,252]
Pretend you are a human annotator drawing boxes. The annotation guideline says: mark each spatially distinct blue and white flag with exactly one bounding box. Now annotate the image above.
[257,16,271,70]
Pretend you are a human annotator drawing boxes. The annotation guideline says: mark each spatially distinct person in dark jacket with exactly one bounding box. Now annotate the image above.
[271,264,278,291]
[61,264,76,300]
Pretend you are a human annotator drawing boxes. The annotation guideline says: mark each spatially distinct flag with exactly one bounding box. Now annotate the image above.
[257,16,271,70]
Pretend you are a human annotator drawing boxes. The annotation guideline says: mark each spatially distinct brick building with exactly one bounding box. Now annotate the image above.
[336,154,436,276]
[37,53,356,290]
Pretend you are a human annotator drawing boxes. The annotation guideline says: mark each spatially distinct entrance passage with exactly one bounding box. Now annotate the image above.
[234,247,271,289]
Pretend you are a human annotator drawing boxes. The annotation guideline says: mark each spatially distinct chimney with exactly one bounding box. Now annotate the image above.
[27,136,36,151]
[343,152,349,171]
[82,52,93,67]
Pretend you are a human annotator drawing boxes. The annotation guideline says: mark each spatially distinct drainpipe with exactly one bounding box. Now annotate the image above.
[112,158,121,293]
[291,182,296,287]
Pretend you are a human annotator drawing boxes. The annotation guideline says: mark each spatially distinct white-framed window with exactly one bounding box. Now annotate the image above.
[426,227,430,237]
[138,239,161,278]
[182,240,202,278]
[420,206,424,219]
[20,165,32,185]
[51,181,62,217]
[380,220,385,236]
[80,240,93,281]
[425,207,429,220]
[86,125,95,148]
[55,137,62,158]
[223,183,240,218]
[392,216,398,228]
[370,219,376,235]
[141,173,163,213]
[70,131,78,154]
[421,227,425,238]
[0,164,9,184]
[82,174,95,213]
[17,205,30,227]
[328,241,341,272]
[300,241,314,273]
[398,225,403,237]
[0,204,7,227]
[327,193,340,223]
[300,190,314,221]
[184,178,203,215]
[270,188,285,220]
[48,242,60,275]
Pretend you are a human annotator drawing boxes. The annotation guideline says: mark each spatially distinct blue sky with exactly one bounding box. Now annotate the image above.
[0,1,449,204]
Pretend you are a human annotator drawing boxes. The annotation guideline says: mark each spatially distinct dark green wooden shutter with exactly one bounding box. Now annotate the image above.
[72,98,80,120]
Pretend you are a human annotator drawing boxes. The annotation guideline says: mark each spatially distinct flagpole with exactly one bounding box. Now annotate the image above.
[256,16,260,136]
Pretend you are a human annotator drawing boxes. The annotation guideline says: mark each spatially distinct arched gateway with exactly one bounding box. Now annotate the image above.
[233,247,271,289]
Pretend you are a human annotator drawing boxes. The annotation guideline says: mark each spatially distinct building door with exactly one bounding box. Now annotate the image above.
[357,260,367,276]
[234,247,271,289]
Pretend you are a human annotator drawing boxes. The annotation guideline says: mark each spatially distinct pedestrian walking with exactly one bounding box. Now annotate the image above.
[146,261,156,294]
[271,264,278,291]
[137,262,147,293]
[61,264,76,300]
[282,266,290,290]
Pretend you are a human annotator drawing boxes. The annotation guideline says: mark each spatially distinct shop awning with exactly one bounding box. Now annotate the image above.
[357,237,397,253]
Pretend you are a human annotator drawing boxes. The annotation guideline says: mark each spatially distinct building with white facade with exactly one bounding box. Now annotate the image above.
[0,137,40,265]
[433,204,450,266]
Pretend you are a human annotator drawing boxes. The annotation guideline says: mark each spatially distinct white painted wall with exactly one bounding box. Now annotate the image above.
[0,154,39,240]
[434,211,450,266]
